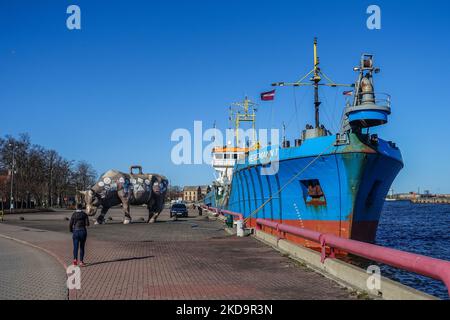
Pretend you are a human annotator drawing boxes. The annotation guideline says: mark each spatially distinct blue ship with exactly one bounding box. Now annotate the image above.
[205,39,403,245]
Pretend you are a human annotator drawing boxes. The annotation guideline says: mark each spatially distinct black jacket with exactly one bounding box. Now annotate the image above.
[69,210,90,233]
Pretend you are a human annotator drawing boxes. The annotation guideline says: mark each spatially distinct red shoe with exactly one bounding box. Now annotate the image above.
[73,259,78,266]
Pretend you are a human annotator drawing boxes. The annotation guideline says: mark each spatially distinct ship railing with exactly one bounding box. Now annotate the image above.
[374,92,391,108]
[356,92,391,108]
[255,218,450,297]
[212,159,237,167]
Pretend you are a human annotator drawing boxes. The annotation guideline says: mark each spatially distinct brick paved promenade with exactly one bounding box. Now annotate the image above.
[0,208,356,300]
[0,236,67,300]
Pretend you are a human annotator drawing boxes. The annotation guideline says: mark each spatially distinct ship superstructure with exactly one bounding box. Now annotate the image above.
[205,97,257,208]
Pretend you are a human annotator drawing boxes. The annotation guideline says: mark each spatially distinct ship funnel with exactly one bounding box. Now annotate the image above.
[342,54,391,131]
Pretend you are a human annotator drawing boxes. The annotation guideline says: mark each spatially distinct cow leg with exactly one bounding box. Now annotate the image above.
[148,196,164,223]
[122,199,132,224]
[95,207,109,225]
[146,197,156,223]
[151,197,165,223]
[150,211,161,223]
[147,208,155,223]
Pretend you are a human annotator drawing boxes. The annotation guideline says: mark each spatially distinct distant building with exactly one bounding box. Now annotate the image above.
[183,186,201,202]
[182,185,212,203]
[167,186,183,202]
[396,193,417,200]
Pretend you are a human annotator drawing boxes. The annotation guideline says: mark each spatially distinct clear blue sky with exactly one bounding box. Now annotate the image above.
[1,0,450,193]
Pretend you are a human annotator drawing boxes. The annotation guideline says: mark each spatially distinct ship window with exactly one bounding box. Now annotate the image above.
[215,153,224,159]
[233,154,238,159]
[300,179,327,206]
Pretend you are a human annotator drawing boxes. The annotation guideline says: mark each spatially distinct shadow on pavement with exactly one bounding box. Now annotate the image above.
[85,255,155,267]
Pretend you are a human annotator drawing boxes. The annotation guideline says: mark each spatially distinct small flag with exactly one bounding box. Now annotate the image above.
[343,90,353,96]
[261,89,276,101]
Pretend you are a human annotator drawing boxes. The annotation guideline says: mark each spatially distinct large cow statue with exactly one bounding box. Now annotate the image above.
[79,166,168,225]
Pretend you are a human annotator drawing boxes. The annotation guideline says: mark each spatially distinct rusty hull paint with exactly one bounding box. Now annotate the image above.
[341,133,377,155]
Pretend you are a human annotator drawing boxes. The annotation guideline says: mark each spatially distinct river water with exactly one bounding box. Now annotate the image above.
[375,201,450,299]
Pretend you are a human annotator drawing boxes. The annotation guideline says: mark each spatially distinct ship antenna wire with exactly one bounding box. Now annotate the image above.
[292,86,300,133]
[244,141,337,224]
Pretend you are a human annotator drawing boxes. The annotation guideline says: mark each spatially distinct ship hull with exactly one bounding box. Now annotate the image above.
[226,134,403,246]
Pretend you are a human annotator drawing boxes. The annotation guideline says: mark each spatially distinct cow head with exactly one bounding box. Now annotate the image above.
[152,176,168,196]
[78,190,101,216]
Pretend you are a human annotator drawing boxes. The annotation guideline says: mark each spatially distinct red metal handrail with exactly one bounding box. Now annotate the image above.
[202,205,244,221]
[256,218,450,297]
[220,209,244,221]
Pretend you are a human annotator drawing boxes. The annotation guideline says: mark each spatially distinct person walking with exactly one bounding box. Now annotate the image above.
[69,203,90,266]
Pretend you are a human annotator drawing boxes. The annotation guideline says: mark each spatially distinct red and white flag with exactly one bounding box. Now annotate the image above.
[343,90,353,96]
[261,89,276,101]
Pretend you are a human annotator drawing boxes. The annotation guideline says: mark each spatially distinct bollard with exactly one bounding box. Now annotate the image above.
[236,220,244,237]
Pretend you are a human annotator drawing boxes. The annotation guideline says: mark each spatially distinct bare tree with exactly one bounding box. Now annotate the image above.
[73,161,97,191]
[0,134,97,210]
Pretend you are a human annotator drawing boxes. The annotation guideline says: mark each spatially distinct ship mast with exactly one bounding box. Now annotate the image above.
[230,97,258,148]
[272,38,353,131]
[313,38,321,128]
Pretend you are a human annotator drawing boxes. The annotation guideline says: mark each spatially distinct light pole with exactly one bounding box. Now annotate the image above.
[8,143,17,214]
